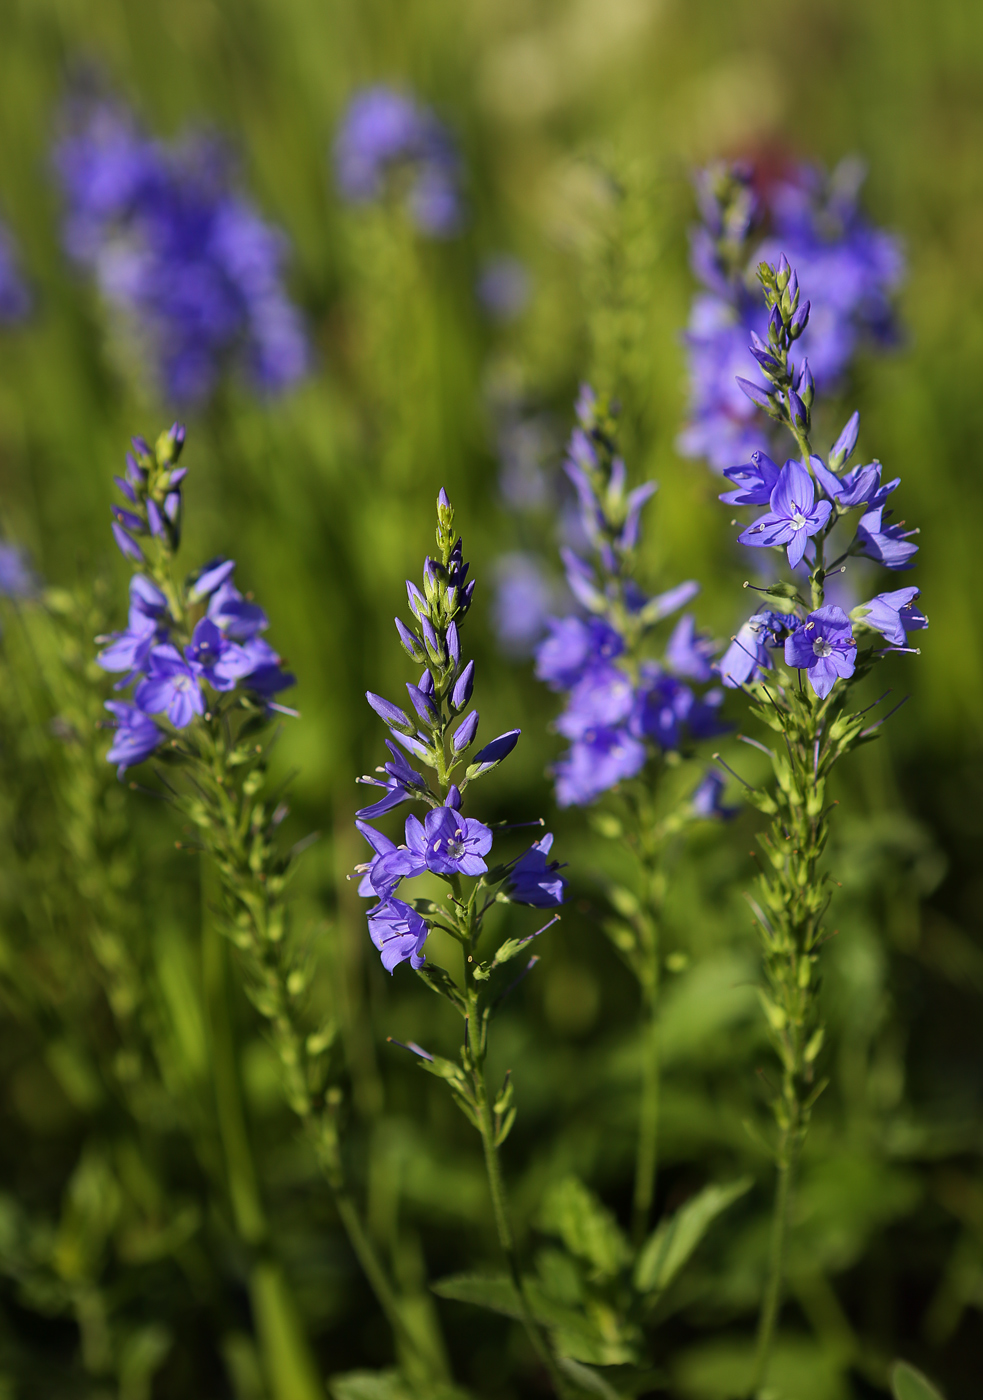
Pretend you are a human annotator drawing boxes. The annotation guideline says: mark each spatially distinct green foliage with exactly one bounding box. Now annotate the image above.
[892,1361,946,1400]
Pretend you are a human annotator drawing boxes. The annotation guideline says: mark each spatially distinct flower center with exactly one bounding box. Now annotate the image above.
[791,511,808,530]
[175,674,192,690]
[433,828,467,861]
[813,637,833,658]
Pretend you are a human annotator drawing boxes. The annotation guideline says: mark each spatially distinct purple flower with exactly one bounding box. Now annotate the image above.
[720,451,782,506]
[207,580,268,639]
[372,806,493,888]
[0,542,38,598]
[238,637,296,697]
[556,664,635,740]
[367,897,429,973]
[554,728,646,808]
[737,459,832,568]
[353,820,399,898]
[630,672,685,749]
[535,616,623,692]
[104,700,163,777]
[53,97,309,406]
[333,85,461,237]
[784,605,857,698]
[423,807,493,876]
[691,769,738,820]
[811,456,885,509]
[0,221,31,323]
[507,833,567,907]
[476,256,530,321]
[855,587,927,646]
[665,614,716,682]
[186,617,254,691]
[356,739,429,820]
[190,558,237,600]
[97,611,160,683]
[855,505,918,570]
[134,644,205,727]
[719,611,788,689]
[492,553,560,657]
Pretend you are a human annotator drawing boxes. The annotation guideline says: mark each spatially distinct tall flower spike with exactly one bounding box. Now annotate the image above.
[533,387,721,808]
[708,256,922,1395]
[354,491,573,1393]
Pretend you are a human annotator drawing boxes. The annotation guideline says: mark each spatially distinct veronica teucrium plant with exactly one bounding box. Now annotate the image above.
[355,491,580,1396]
[534,387,735,1248]
[716,256,925,1393]
[98,425,435,1400]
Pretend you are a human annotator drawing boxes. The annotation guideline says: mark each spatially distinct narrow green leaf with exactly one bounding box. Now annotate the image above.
[634,1177,752,1296]
[891,1361,946,1400]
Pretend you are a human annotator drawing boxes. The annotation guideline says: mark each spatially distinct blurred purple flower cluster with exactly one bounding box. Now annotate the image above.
[0,220,31,323]
[680,158,903,471]
[334,85,462,237]
[53,96,309,406]
[534,387,728,808]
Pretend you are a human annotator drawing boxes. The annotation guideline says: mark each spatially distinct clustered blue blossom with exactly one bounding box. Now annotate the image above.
[680,159,904,471]
[533,387,728,808]
[355,491,567,973]
[0,220,31,323]
[718,256,926,700]
[0,542,38,598]
[334,85,462,237]
[53,96,309,406]
[98,426,295,775]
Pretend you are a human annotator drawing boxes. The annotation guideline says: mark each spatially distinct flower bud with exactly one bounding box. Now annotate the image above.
[829,411,860,470]
[446,619,460,666]
[420,615,444,665]
[788,389,809,429]
[395,617,425,663]
[789,299,811,339]
[452,709,479,752]
[451,659,474,711]
[147,498,166,540]
[406,682,438,724]
[736,377,775,412]
[366,691,413,730]
[776,253,791,291]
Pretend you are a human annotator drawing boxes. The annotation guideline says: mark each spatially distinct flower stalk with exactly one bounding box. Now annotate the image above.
[717,255,926,1394]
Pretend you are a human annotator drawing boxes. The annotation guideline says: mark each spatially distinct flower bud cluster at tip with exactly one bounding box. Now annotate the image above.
[355,490,567,974]
[680,157,903,472]
[534,386,731,812]
[720,258,925,701]
[99,426,296,775]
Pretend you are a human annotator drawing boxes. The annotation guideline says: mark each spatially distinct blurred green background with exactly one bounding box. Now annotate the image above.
[0,0,981,1397]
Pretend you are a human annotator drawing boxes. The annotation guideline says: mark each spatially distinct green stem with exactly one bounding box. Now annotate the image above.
[750,1101,800,1396]
[200,861,323,1400]
[631,980,660,1249]
[473,1074,575,1400]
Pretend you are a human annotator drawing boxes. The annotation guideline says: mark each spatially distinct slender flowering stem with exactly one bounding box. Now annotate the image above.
[354,491,572,1394]
[710,256,925,1394]
[532,388,732,1255]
